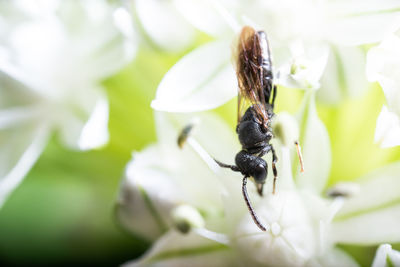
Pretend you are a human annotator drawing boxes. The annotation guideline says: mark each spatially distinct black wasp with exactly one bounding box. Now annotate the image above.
[214,26,278,232]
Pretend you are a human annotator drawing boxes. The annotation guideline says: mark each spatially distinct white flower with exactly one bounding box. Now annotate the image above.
[0,0,136,207]
[118,89,400,266]
[132,0,197,51]
[367,31,400,148]
[150,0,400,112]
[116,112,240,243]
[372,244,400,267]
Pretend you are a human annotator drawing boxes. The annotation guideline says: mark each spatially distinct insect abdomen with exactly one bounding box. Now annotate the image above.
[257,31,273,102]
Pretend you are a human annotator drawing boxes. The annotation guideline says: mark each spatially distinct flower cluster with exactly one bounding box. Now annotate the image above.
[1,0,400,265]
[116,0,400,266]
[117,98,400,266]
[0,0,135,206]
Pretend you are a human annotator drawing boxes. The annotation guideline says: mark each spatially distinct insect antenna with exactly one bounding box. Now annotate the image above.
[295,141,305,173]
[242,176,268,231]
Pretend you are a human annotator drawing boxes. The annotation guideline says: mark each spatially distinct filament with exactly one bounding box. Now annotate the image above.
[295,141,305,173]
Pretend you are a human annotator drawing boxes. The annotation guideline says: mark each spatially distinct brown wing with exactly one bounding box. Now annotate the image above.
[236,26,268,127]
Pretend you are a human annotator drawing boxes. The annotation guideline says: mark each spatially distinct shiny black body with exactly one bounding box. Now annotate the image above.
[235,103,277,190]
[214,27,278,232]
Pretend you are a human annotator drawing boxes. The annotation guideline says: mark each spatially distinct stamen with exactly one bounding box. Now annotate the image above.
[187,138,220,173]
[177,123,220,173]
[294,141,305,173]
[194,228,230,245]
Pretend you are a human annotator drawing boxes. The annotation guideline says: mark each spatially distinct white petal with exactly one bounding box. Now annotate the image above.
[391,249,400,267]
[336,162,400,217]
[318,46,368,104]
[81,5,137,80]
[366,33,400,83]
[0,123,50,207]
[326,0,400,46]
[78,96,109,150]
[2,0,60,18]
[235,191,316,267]
[0,107,42,129]
[1,1,133,152]
[56,1,136,82]
[374,106,400,148]
[3,1,135,97]
[154,112,241,220]
[124,230,234,267]
[332,163,400,245]
[116,145,184,241]
[372,244,392,267]
[0,55,46,98]
[366,33,400,115]
[151,40,236,112]
[372,244,400,267]
[134,0,195,51]
[301,194,344,253]
[306,247,359,267]
[332,205,400,244]
[54,85,105,150]
[0,61,51,208]
[173,0,239,37]
[0,67,44,127]
[295,92,331,193]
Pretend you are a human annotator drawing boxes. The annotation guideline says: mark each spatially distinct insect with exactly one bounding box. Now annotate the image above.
[214,26,278,232]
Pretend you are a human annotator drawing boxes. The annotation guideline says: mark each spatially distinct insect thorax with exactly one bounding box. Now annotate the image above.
[237,106,273,153]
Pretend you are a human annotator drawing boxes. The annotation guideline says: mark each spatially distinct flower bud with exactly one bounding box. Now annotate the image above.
[116,145,183,241]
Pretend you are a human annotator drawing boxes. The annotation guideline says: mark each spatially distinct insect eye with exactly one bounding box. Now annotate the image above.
[253,164,267,183]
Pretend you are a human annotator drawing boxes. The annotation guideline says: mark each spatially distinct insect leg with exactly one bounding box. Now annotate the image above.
[270,145,278,194]
[242,176,267,231]
[214,159,241,172]
[257,145,271,158]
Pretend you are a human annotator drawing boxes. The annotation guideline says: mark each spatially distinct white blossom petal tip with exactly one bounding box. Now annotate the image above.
[173,0,239,37]
[78,97,109,150]
[0,124,50,208]
[372,244,400,267]
[151,41,237,112]
[134,0,196,51]
[375,106,400,148]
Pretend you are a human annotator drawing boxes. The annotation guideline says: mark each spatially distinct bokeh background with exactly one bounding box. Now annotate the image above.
[1,1,400,266]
